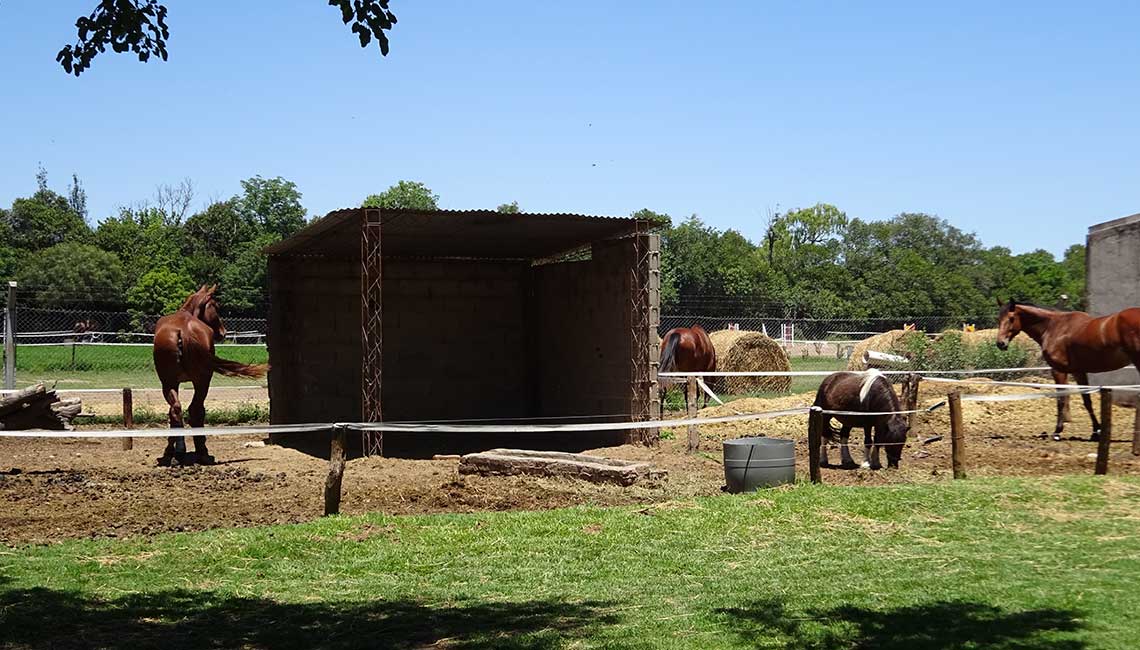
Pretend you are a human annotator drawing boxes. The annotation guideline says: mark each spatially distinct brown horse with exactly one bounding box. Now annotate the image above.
[996,299,1140,441]
[153,285,267,466]
[659,324,717,410]
[813,370,909,469]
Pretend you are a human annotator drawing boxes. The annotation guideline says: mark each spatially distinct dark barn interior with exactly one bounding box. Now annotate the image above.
[264,208,660,458]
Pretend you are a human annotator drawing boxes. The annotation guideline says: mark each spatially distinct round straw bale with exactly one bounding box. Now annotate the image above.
[708,329,791,394]
[846,330,924,371]
[959,328,1043,364]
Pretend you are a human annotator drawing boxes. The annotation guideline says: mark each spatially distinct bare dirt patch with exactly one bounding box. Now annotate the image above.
[2,382,1139,546]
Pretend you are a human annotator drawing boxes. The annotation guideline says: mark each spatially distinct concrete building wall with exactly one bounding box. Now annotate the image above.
[1087,213,1140,403]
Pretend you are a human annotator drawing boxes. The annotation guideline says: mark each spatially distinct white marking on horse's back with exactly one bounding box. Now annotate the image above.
[859,369,884,403]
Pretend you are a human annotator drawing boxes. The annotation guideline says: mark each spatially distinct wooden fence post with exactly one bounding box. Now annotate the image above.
[686,375,699,452]
[949,391,966,480]
[1132,403,1140,457]
[1095,388,1113,475]
[324,424,348,515]
[121,388,134,451]
[807,408,823,484]
[904,374,921,436]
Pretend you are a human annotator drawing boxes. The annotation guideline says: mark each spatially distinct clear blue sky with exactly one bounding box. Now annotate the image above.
[2,1,1138,255]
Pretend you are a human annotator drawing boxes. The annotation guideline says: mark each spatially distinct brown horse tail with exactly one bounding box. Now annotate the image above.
[212,355,268,379]
[660,331,681,374]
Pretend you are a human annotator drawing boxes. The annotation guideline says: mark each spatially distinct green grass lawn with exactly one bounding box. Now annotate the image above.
[7,343,268,389]
[2,475,1137,649]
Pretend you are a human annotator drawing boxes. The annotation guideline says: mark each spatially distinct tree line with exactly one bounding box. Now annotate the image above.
[1,170,1084,326]
[645,204,1085,321]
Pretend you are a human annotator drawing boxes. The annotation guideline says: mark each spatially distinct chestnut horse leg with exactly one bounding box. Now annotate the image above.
[158,381,186,467]
[1073,371,1102,441]
[1051,370,1069,441]
[188,380,215,465]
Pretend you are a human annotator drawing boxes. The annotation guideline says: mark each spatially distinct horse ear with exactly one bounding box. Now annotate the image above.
[207,284,217,295]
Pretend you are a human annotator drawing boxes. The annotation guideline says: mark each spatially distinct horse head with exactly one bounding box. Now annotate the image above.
[182,285,228,343]
[995,298,1020,350]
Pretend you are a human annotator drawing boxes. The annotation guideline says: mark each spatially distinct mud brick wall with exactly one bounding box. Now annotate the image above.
[1087,213,1140,404]
[532,238,636,419]
[381,259,530,421]
[267,256,362,428]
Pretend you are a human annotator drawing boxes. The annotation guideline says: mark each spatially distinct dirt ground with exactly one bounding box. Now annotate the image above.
[3,379,1139,546]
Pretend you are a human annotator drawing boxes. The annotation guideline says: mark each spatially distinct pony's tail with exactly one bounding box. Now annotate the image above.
[660,332,681,374]
[212,355,268,379]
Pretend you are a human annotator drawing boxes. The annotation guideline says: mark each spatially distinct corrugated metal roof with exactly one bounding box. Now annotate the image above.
[1088,212,1140,235]
[265,208,648,259]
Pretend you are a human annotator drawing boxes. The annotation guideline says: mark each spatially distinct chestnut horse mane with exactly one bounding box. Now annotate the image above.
[180,285,217,315]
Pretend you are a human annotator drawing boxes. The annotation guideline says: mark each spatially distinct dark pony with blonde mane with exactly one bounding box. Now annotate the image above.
[153,285,267,466]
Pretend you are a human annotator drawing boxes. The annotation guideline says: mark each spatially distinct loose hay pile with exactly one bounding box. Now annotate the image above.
[708,329,791,394]
[847,330,924,370]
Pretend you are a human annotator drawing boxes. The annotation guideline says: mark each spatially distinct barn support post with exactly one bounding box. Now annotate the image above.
[629,225,660,446]
[949,391,966,479]
[1095,388,1113,475]
[4,281,15,390]
[686,375,699,452]
[121,388,134,451]
[360,209,383,457]
[324,424,348,516]
[807,407,823,484]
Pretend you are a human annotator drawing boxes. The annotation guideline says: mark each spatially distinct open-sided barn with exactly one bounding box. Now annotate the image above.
[264,208,660,457]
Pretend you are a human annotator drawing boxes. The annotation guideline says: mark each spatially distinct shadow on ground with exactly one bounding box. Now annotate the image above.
[0,577,617,650]
[716,599,1087,650]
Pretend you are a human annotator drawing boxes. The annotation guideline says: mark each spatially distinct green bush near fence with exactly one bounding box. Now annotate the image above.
[892,330,1032,377]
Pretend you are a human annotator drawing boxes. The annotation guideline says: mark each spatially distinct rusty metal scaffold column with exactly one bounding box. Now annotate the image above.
[361,209,384,456]
[628,221,660,445]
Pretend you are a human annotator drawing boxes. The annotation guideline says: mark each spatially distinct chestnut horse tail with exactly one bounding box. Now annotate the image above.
[660,331,681,374]
[212,355,268,379]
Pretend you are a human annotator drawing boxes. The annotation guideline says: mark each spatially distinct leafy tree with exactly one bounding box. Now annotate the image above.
[496,201,521,214]
[218,234,278,314]
[4,193,91,251]
[362,180,440,210]
[16,243,126,310]
[236,176,307,239]
[55,1,398,76]
[126,268,196,325]
[93,206,184,279]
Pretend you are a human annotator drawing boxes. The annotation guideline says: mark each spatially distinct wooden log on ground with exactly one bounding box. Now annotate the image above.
[0,383,80,430]
[1095,389,1113,476]
[949,391,966,480]
[459,449,667,486]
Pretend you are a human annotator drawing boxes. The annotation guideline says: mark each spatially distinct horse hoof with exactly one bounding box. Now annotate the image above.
[859,461,871,470]
[156,455,174,467]
[195,453,216,466]
[1090,432,1101,443]
[1051,433,1062,442]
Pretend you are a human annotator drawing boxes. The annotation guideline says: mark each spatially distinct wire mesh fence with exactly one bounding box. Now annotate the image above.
[2,306,267,391]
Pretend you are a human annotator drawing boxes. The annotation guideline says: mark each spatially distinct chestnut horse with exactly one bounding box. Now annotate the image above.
[153,286,267,466]
[996,299,1140,441]
[659,324,717,410]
